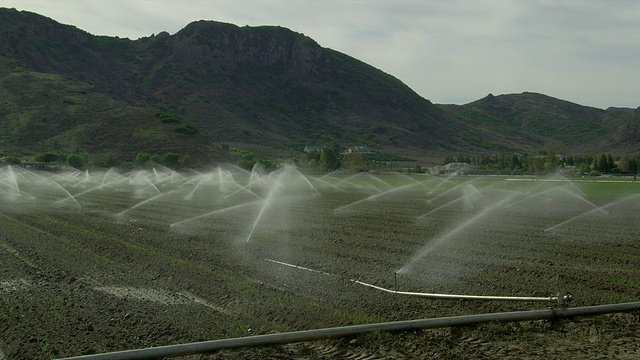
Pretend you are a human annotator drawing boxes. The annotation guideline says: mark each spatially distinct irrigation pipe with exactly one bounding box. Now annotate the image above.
[352,279,562,303]
[261,258,563,303]
[58,301,640,360]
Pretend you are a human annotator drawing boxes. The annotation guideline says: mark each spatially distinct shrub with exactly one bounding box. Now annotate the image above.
[162,152,179,167]
[180,154,194,168]
[154,110,182,124]
[66,154,85,170]
[173,124,199,135]
[35,152,65,163]
[135,152,152,168]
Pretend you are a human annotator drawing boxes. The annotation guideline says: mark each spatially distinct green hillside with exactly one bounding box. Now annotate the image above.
[0,57,215,164]
[0,7,637,167]
[456,92,632,146]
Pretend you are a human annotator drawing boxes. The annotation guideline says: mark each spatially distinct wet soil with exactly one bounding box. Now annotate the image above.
[1,176,639,359]
[1,208,638,360]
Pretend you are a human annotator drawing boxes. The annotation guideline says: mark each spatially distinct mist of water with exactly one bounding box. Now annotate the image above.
[399,194,516,274]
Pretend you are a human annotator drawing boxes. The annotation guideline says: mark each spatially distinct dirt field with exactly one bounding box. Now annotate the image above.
[1,167,639,359]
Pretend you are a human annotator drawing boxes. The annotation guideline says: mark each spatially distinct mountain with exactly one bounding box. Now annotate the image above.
[606,107,635,114]
[0,56,216,164]
[0,7,637,165]
[0,8,479,161]
[592,107,640,153]
[440,92,637,153]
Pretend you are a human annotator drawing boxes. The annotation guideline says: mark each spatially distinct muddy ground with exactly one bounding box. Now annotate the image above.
[1,174,639,359]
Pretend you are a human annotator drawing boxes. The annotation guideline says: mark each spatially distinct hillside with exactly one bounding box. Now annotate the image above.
[440,92,636,153]
[0,8,479,159]
[0,56,215,163]
[0,7,637,165]
[592,107,640,153]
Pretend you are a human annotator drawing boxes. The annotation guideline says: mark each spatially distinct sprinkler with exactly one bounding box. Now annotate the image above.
[555,274,574,309]
[393,271,398,304]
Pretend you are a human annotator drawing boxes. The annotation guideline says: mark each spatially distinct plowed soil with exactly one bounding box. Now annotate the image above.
[1,170,639,359]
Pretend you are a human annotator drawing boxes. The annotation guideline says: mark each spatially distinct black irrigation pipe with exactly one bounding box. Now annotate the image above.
[58,301,640,360]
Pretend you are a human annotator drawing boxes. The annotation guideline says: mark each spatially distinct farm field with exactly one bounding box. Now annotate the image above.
[1,165,639,359]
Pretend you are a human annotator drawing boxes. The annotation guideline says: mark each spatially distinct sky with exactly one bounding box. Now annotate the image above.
[2,0,639,109]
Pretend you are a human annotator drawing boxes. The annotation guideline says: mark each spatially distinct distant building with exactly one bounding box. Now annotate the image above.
[346,146,372,154]
[430,162,472,175]
[22,162,59,170]
[304,145,324,153]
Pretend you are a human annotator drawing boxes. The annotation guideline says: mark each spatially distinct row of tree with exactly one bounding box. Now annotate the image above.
[443,152,640,175]
[32,152,89,170]
[17,148,639,175]
[24,151,192,170]
[298,146,342,171]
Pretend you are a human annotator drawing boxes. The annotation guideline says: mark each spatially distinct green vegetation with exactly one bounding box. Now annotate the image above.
[66,154,85,170]
[162,152,179,167]
[443,152,640,175]
[154,110,200,136]
[342,153,365,171]
[34,152,65,163]
[364,153,416,162]
[173,124,199,135]
[458,92,632,146]
[231,149,276,171]
[154,110,181,124]
[0,9,636,170]
[134,152,152,168]
[0,58,211,164]
[320,148,340,171]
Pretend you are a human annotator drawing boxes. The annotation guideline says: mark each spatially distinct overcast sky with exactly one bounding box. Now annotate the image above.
[2,0,639,109]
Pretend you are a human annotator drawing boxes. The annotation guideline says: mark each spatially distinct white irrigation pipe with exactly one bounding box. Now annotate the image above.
[351,279,562,303]
[263,258,563,303]
[57,302,640,360]
[265,258,330,275]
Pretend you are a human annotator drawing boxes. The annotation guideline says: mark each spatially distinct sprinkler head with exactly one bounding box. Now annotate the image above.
[563,292,574,303]
[555,292,574,308]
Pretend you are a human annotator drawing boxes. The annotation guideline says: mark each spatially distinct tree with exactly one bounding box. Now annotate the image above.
[342,153,365,171]
[545,149,557,172]
[66,154,85,170]
[81,153,90,165]
[532,157,546,173]
[594,153,613,173]
[257,158,276,171]
[511,155,521,170]
[607,153,615,173]
[180,154,194,168]
[135,152,152,168]
[302,150,321,167]
[35,152,63,163]
[3,156,22,165]
[618,159,630,173]
[628,156,639,174]
[162,152,179,167]
[236,151,257,170]
[173,124,198,135]
[320,148,340,171]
